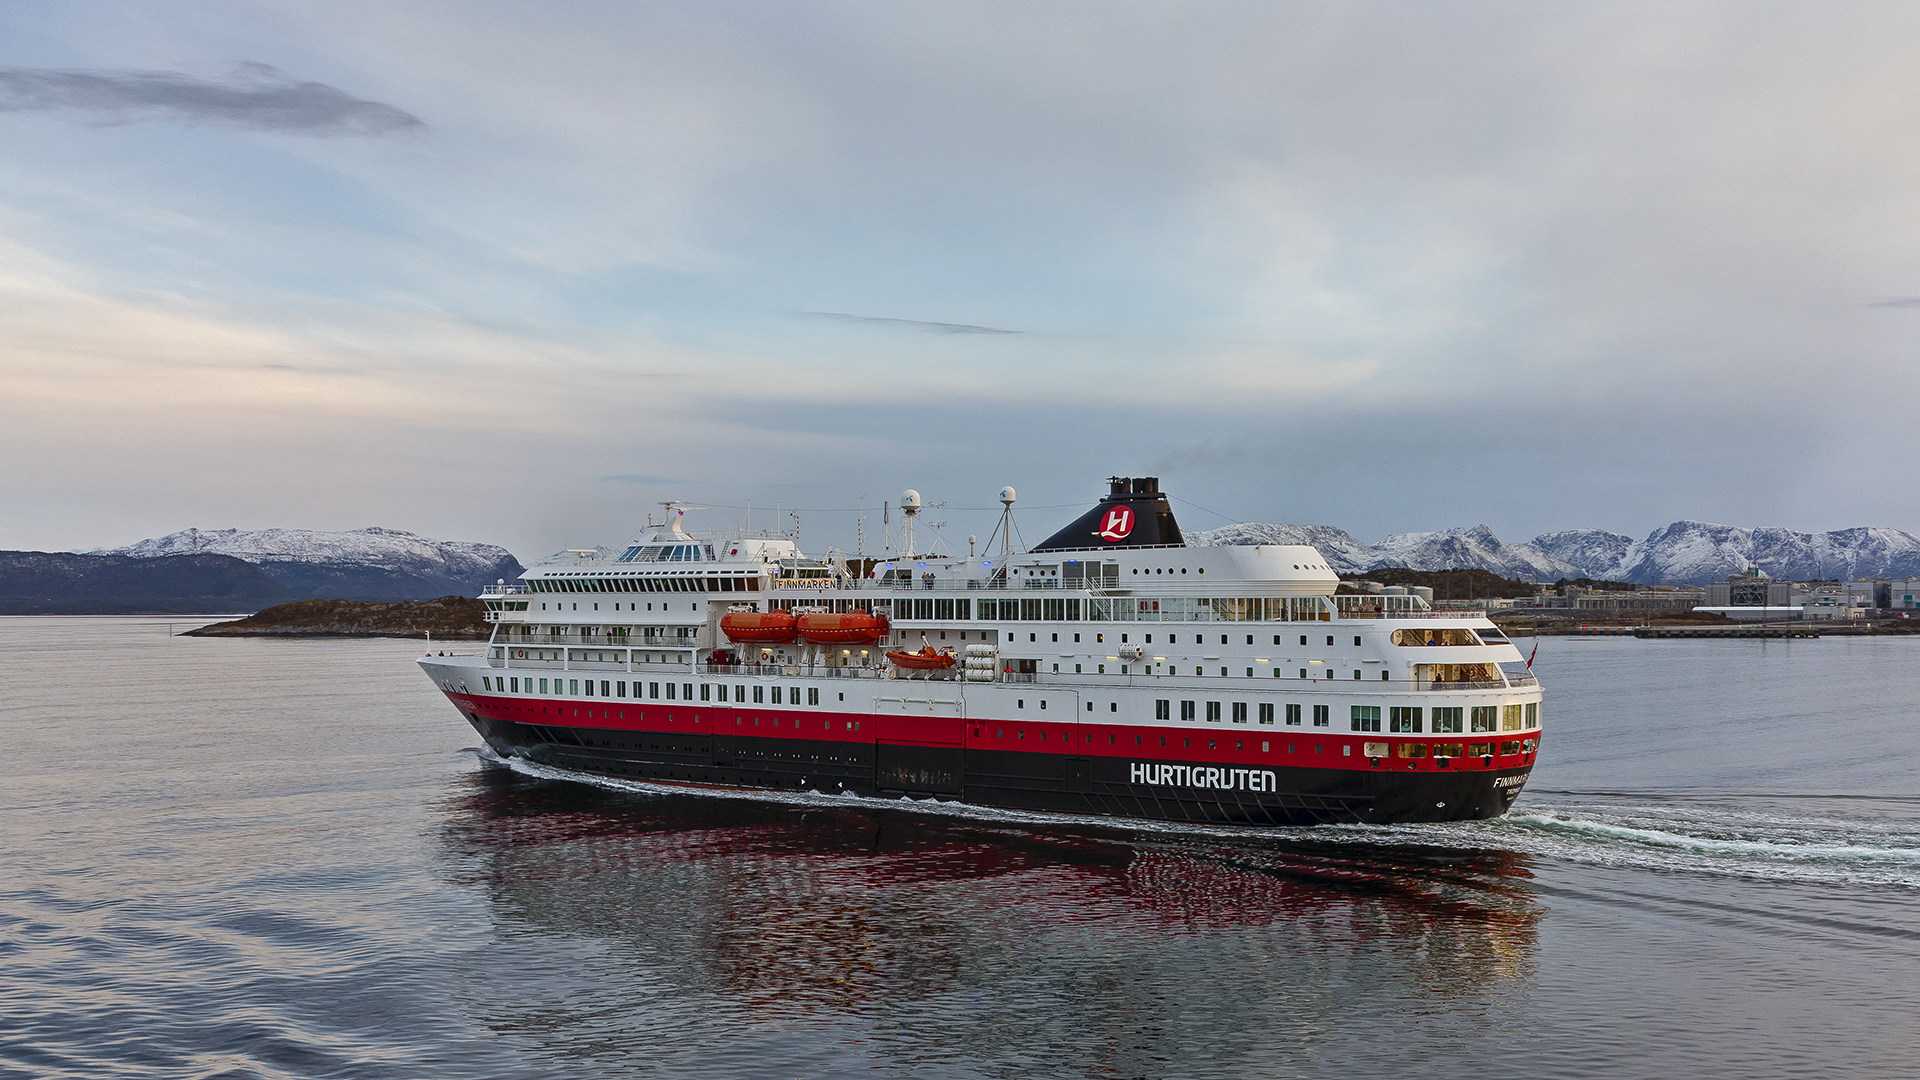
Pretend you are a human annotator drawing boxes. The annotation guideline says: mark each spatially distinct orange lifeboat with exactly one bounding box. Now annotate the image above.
[720,610,798,643]
[795,610,890,645]
[887,645,956,670]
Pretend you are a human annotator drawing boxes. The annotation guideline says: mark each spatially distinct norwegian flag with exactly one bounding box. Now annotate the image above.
[1526,639,1539,669]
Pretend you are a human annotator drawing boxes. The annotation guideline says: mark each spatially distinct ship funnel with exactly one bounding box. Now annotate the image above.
[1033,476,1183,551]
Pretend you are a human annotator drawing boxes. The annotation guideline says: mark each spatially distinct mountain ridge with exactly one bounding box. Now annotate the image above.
[0,551,302,615]
[100,527,523,600]
[1191,520,1920,585]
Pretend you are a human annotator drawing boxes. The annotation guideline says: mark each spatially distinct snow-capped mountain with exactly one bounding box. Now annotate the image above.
[1540,522,1920,584]
[102,527,524,600]
[1369,526,1584,581]
[1191,523,1582,579]
[1529,529,1636,578]
[1196,518,1920,584]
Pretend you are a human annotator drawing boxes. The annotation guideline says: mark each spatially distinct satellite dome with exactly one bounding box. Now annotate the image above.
[900,489,922,511]
[998,486,1016,505]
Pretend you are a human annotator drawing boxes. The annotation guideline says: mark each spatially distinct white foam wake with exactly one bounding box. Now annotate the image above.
[470,751,1920,889]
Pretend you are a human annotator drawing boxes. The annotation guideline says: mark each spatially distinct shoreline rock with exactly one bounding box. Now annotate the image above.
[185,596,489,639]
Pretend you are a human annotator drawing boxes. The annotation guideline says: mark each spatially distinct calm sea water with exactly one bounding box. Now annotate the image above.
[2,617,1916,1079]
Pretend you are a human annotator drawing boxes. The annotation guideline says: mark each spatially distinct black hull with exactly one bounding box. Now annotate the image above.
[464,712,1529,826]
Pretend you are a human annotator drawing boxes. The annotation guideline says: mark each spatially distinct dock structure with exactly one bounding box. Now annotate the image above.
[1632,625,1819,639]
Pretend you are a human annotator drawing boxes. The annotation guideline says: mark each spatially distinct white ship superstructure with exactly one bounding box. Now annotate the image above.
[421,478,1541,824]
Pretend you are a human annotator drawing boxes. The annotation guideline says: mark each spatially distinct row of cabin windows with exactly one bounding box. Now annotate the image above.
[480,675,832,707]
[1349,703,1541,733]
[975,597,1333,622]
[535,604,701,613]
[1139,698,1540,733]
[1388,741,1532,759]
[530,575,756,593]
[1152,699,1340,727]
[977,730,1535,759]
[1013,631,1360,645]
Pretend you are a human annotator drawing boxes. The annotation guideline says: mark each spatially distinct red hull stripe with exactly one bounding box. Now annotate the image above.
[446,692,1535,774]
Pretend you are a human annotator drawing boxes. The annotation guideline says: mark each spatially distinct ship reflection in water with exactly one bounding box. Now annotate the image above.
[434,763,1540,1076]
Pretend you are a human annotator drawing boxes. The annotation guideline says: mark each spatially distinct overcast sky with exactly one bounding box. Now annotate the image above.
[5,1,1919,561]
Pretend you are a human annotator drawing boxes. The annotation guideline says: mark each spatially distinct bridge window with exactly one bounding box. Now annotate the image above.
[1432,707,1462,733]
[1389,707,1422,733]
[1471,706,1497,732]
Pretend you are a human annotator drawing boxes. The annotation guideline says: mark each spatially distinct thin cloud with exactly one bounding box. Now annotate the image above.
[1869,297,1920,308]
[601,474,685,484]
[0,62,423,136]
[800,311,1019,335]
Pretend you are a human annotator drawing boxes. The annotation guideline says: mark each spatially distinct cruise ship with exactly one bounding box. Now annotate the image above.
[420,478,1541,824]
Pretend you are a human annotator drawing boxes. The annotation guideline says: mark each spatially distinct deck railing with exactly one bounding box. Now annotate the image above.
[480,655,1540,691]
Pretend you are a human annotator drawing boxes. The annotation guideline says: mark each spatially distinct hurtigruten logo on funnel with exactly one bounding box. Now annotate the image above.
[1099,506,1135,541]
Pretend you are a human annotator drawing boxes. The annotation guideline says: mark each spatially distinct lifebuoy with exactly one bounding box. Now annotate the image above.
[514,649,526,659]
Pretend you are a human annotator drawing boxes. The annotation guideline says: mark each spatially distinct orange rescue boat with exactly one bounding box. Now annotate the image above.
[796,610,890,645]
[886,645,957,670]
[720,610,798,643]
